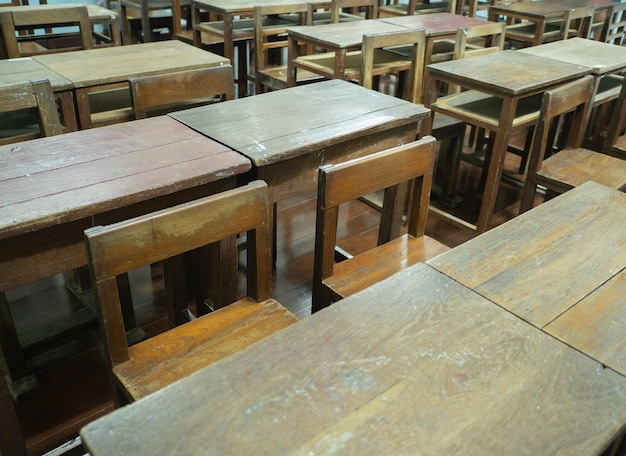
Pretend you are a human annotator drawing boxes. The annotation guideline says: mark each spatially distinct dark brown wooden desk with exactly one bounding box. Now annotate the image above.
[80,262,626,454]
[428,181,626,376]
[0,116,250,450]
[171,79,430,251]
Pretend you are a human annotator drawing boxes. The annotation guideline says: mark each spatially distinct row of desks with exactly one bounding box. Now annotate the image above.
[79,181,626,455]
[0,40,229,130]
[0,79,429,453]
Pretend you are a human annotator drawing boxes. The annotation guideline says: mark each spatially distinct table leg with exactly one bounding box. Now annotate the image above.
[475,96,517,234]
[0,371,26,456]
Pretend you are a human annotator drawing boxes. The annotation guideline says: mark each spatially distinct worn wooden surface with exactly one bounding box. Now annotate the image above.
[171,80,429,202]
[0,58,72,91]
[81,262,626,455]
[429,182,626,372]
[380,12,489,37]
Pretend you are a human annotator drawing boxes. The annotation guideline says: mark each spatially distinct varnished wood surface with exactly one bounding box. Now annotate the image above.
[0,58,72,91]
[429,182,626,373]
[171,79,429,166]
[427,50,590,97]
[32,40,229,88]
[519,37,626,75]
[379,12,490,37]
[81,262,626,455]
[3,3,118,23]
[0,116,248,241]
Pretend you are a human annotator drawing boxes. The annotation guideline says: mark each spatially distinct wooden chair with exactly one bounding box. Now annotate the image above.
[293,29,426,102]
[506,6,595,48]
[0,79,63,146]
[378,0,452,18]
[130,65,234,119]
[329,0,377,23]
[253,4,324,93]
[519,75,626,213]
[311,136,449,313]
[602,74,626,160]
[600,2,626,45]
[119,0,190,44]
[84,180,298,405]
[0,5,93,58]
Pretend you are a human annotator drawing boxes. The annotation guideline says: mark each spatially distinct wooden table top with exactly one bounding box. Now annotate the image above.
[286,19,409,49]
[80,262,626,455]
[191,0,319,14]
[519,37,626,75]
[427,50,590,96]
[32,40,229,88]
[489,0,616,18]
[379,12,491,37]
[0,116,250,240]
[0,57,72,91]
[170,79,430,166]
[428,182,626,374]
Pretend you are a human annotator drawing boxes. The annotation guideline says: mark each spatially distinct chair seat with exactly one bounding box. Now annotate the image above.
[114,297,297,401]
[432,90,543,130]
[538,148,626,193]
[505,20,562,42]
[323,234,449,300]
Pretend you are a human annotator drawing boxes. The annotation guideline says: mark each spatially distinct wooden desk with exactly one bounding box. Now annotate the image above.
[80,262,626,455]
[425,50,590,233]
[33,40,230,129]
[170,79,429,251]
[428,181,626,376]
[0,57,77,131]
[3,3,122,47]
[286,19,409,86]
[190,0,312,97]
[379,13,492,102]
[0,116,249,406]
[488,0,615,46]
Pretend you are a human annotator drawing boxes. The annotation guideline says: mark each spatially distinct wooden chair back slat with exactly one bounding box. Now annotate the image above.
[129,65,234,119]
[0,79,63,145]
[329,0,377,23]
[600,2,626,45]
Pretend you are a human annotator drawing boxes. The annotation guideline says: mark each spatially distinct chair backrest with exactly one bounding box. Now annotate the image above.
[600,2,626,45]
[84,180,272,367]
[253,2,308,92]
[520,75,594,212]
[453,22,506,60]
[560,6,595,40]
[329,0,377,23]
[360,29,426,104]
[313,136,436,289]
[129,65,234,119]
[0,79,63,145]
[0,6,93,58]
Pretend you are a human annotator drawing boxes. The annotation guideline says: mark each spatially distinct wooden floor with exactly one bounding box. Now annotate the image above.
[7,138,532,455]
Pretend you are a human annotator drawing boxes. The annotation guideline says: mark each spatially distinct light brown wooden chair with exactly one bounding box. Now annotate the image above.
[311,136,449,313]
[328,0,377,22]
[119,0,190,44]
[293,29,426,102]
[0,6,93,58]
[600,2,626,45]
[130,65,234,119]
[601,74,626,160]
[520,75,626,213]
[253,4,324,93]
[0,79,63,146]
[378,0,452,18]
[85,180,298,406]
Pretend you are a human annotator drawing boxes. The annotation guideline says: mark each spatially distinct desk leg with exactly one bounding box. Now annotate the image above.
[475,97,516,234]
[0,293,40,400]
[0,372,26,456]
